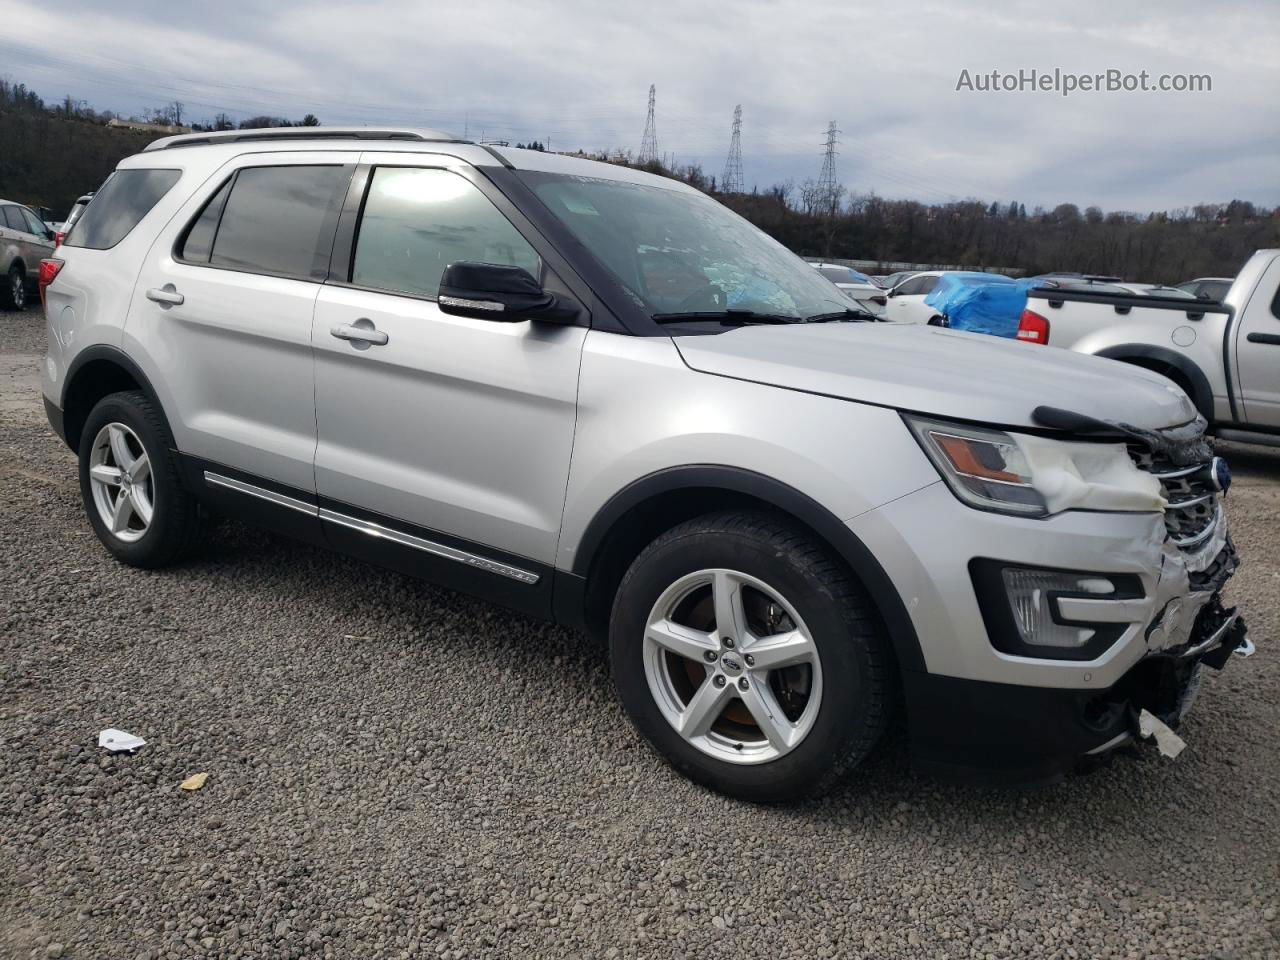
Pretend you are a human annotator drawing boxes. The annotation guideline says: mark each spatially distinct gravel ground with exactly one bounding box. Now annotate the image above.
[1,306,1277,960]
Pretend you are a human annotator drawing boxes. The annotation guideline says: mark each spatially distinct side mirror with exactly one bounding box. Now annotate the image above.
[437,262,579,324]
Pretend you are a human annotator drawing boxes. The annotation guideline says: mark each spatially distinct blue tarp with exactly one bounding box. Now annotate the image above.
[923,272,1036,338]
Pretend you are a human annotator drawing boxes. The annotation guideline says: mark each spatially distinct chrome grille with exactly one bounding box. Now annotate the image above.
[1128,446,1219,550]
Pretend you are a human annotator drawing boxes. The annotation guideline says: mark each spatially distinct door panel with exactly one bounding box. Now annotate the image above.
[1235,257,1280,426]
[124,152,358,492]
[313,285,586,564]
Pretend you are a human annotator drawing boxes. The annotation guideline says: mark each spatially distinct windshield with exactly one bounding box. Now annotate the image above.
[520,172,851,321]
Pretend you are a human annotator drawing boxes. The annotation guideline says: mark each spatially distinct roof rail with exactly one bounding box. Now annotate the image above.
[143,126,466,152]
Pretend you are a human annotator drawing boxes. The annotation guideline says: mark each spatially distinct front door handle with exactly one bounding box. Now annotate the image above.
[331,320,389,347]
[146,286,184,305]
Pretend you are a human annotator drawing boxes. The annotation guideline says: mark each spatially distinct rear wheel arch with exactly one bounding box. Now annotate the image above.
[61,348,169,452]
[1095,344,1213,422]
[570,465,926,675]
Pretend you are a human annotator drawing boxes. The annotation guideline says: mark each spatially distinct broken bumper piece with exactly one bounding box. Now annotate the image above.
[905,592,1251,785]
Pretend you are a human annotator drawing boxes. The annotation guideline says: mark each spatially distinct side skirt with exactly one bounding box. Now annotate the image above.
[179,455,556,621]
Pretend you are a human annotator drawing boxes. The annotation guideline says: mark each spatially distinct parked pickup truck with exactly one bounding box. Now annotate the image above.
[1018,250,1280,447]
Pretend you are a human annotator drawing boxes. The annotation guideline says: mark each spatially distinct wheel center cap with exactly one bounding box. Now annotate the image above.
[720,653,743,675]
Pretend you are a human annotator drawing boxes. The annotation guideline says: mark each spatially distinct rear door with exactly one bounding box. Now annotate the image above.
[127,153,357,495]
[1234,255,1280,427]
[311,156,587,596]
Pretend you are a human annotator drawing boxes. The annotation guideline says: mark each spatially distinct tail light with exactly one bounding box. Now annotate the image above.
[54,230,66,246]
[1016,309,1050,345]
[38,258,64,311]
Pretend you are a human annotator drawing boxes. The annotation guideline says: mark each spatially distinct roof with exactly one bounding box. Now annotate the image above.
[143,126,463,152]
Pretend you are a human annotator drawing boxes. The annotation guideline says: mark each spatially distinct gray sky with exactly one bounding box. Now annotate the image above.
[2,0,1276,211]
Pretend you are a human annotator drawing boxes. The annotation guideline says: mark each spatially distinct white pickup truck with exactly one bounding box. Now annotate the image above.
[1019,249,1280,446]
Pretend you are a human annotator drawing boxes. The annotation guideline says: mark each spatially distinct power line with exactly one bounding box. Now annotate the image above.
[721,104,743,193]
[638,85,658,164]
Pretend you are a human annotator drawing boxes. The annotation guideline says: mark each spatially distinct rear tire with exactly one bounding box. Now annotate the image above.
[78,391,202,567]
[609,511,894,802]
[2,265,26,311]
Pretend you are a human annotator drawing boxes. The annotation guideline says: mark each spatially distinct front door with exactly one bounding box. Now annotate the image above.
[1235,255,1280,427]
[312,161,587,597]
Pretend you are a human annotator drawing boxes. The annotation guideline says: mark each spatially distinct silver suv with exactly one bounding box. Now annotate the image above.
[1,197,57,309]
[40,128,1249,800]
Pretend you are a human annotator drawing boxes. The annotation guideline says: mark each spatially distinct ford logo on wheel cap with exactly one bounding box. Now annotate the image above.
[720,654,743,675]
[1211,456,1232,493]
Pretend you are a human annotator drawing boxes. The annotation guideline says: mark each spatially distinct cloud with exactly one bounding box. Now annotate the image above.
[1,0,1275,209]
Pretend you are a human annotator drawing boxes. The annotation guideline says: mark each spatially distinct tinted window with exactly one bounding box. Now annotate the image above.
[351,167,539,299]
[209,166,349,280]
[819,265,851,282]
[898,275,935,296]
[21,208,48,236]
[1201,280,1231,301]
[1,207,24,231]
[65,169,181,249]
[178,178,233,264]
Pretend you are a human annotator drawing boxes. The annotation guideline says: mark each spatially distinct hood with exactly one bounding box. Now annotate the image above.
[673,323,1197,431]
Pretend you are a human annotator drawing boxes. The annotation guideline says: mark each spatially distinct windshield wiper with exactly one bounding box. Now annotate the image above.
[652,309,796,326]
[803,308,873,323]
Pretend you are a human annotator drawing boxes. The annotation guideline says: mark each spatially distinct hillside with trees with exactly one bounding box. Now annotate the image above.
[2,77,1275,281]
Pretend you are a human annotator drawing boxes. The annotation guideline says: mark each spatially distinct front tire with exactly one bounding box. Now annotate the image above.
[78,391,202,567]
[609,511,894,802]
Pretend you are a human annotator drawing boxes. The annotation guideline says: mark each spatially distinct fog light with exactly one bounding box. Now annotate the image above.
[970,560,1146,661]
[1002,568,1114,649]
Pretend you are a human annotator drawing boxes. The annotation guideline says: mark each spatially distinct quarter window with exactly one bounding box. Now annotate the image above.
[178,178,233,264]
[206,166,351,280]
[350,167,540,300]
[64,168,181,249]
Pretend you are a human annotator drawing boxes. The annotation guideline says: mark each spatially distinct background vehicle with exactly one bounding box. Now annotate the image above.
[40,128,1249,801]
[1017,250,1280,446]
[56,193,94,246]
[884,271,943,323]
[879,270,918,289]
[809,262,887,316]
[1176,277,1233,301]
[0,198,57,309]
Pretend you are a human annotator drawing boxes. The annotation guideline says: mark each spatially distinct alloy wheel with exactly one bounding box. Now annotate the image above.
[88,422,155,543]
[643,568,823,764]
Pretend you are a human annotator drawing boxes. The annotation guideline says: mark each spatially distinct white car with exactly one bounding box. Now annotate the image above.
[810,263,887,317]
[883,270,943,324]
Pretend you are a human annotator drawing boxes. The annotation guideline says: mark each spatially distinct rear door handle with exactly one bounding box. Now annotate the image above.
[1246,332,1280,346]
[146,287,184,305]
[330,321,389,347]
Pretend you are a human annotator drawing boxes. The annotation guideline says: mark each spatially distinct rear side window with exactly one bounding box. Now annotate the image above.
[350,167,539,299]
[65,169,181,249]
[203,166,350,280]
[178,178,233,264]
[1,207,24,231]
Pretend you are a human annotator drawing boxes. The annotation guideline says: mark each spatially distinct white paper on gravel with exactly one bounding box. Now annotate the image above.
[1014,435,1166,515]
[98,728,146,753]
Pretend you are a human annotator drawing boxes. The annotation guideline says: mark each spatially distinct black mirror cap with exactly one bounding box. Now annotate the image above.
[438,261,581,325]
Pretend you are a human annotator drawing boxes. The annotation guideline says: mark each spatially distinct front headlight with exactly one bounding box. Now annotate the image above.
[904,415,1165,518]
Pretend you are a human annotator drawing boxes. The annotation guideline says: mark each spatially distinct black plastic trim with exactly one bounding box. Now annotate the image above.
[571,464,926,672]
[59,345,166,450]
[1027,286,1231,318]
[1094,344,1214,423]
[1246,332,1280,346]
[969,558,1144,662]
[43,396,65,445]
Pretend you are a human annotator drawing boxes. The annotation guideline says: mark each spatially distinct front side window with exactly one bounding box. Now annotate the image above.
[64,168,181,249]
[21,208,48,236]
[207,165,350,280]
[350,167,540,299]
[520,171,850,320]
